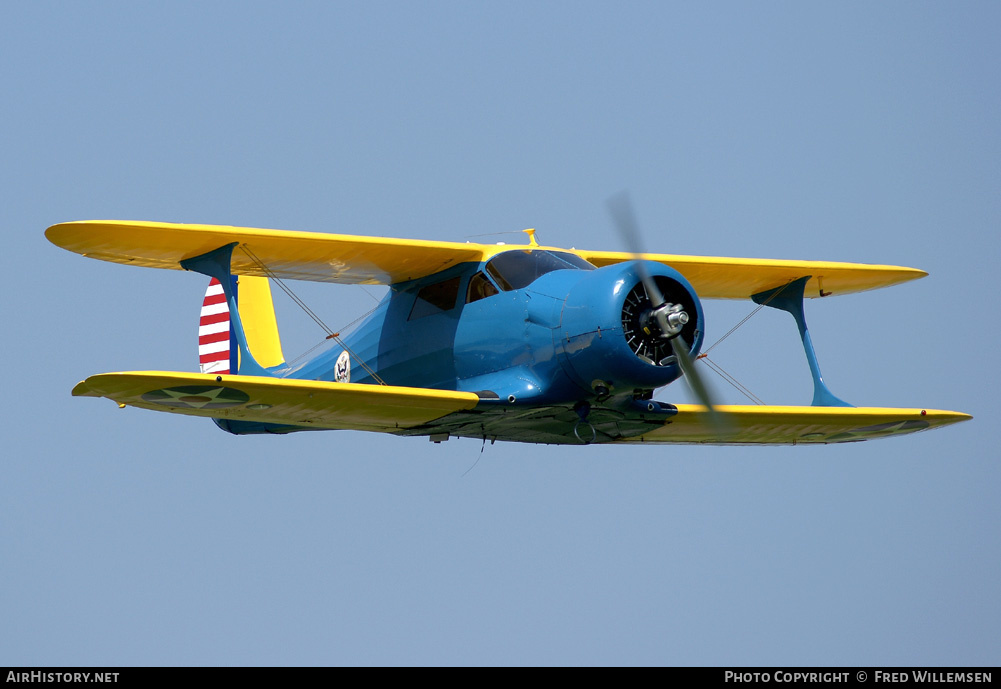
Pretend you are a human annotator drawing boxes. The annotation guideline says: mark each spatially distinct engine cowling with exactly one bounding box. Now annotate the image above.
[556,260,705,396]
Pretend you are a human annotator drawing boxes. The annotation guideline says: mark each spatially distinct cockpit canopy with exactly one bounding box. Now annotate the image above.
[484,250,595,291]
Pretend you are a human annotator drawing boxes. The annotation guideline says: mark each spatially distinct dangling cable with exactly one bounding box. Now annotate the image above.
[461,436,488,477]
[463,231,528,240]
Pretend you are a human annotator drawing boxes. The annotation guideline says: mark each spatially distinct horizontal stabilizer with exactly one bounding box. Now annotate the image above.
[615,404,971,445]
[73,371,480,433]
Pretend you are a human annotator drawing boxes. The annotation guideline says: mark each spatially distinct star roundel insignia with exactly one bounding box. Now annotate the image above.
[141,386,250,410]
[826,419,930,442]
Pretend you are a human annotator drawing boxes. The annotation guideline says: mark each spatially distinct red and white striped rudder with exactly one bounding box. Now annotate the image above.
[198,278,234,374]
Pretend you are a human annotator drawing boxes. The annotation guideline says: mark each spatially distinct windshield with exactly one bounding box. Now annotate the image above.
[484,250,595,291]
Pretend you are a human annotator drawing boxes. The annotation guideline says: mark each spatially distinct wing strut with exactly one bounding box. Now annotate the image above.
[751,276,851,407]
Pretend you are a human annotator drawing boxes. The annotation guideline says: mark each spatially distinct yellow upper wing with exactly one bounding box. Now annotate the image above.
[47,220,486,285]
[615,404,971,444]
[73,371,480,432]
[48,219,926,296]
[578,250,927,299]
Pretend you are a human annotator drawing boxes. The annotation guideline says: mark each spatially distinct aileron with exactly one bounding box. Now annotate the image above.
[74,371,480,433]
[616,405,971,445]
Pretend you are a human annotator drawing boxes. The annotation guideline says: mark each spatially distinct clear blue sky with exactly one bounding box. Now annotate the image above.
[2,1,997,666]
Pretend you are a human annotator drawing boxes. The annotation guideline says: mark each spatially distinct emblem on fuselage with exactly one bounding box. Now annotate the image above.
[335,350,351,383]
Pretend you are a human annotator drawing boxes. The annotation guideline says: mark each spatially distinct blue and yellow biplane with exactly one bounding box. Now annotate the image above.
[46,219,970,445]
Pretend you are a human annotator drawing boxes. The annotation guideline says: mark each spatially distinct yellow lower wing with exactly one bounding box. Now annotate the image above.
[70,373,970,444]
[73,371,480,432]
[617,404,971,444]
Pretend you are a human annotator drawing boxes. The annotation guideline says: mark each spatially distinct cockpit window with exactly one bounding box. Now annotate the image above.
[549,251,598,271]
[466,271,499,303]
[484,250,595,291]
[409,276,461,320]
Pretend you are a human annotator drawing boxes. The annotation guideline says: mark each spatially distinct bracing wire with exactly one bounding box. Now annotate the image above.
[281,302,383,369]
[700,356,766,405]
[701,304,766,357]
[238,245,388,385]
[701,279,793,356]
[693,279,796,404]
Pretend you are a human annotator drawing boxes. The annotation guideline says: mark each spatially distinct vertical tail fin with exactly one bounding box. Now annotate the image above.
[197,275,285,375]
[237,275,286,370]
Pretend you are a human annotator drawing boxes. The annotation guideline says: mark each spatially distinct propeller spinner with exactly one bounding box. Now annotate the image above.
[607,192,720,416]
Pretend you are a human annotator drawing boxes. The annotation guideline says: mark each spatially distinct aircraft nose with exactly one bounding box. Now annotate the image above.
[555,261,704,395]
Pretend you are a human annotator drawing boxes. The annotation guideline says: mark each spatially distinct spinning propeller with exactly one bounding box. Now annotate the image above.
[607,192,722,419]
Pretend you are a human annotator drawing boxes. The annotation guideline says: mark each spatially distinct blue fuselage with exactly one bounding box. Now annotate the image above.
[283,252,705,406]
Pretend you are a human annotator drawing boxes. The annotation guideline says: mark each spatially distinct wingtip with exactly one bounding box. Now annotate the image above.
[71,379,98,397]
[46,220,130,250]
[44,222,68,246]
[45,220,92,251]
[923,409,973,427]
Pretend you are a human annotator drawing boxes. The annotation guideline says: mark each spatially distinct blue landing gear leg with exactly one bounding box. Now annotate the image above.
[752,276,852,408]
